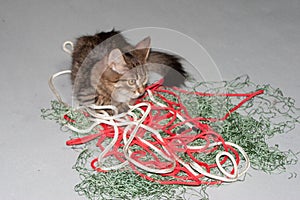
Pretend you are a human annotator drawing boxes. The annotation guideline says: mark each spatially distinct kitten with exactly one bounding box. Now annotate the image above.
[71,30,186,113]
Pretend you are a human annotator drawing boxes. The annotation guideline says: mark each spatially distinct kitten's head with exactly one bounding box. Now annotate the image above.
[101,37,151,103]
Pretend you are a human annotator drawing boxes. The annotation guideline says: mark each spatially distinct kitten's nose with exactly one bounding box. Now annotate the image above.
[137,87,145,95]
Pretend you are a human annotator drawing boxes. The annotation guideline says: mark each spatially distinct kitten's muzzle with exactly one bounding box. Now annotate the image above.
[137,87,145,95]
[134,87,145,98]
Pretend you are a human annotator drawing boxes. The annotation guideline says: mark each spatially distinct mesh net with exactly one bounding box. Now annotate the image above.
[41,75,299,200]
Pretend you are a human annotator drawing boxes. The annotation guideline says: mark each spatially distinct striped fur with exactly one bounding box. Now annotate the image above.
[71,30,186,113]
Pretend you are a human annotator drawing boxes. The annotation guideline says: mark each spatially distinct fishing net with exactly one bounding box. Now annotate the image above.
[42,75,299,200]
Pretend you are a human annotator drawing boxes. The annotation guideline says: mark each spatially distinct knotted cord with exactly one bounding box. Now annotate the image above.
[42,73,299,200]
[48,70,258,184]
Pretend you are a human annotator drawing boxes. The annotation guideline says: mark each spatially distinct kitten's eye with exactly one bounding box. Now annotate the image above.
[128,79,136,85]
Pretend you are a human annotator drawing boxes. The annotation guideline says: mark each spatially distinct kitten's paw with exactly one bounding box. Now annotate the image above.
[116,103,130,114]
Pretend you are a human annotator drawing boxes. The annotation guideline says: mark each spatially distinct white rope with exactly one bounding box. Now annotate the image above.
[49,66,250,182]
[62,41,74,55]
[189,141,250,182]
[48,70,71,105]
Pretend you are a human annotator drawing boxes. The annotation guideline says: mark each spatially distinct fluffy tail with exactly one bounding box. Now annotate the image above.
[147,51,187,86]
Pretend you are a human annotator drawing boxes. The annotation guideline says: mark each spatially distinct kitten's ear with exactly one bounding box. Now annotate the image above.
[108,48,128,74]
[135,36,151,61]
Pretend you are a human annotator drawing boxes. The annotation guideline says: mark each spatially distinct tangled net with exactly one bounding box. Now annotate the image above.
[42,75,299,200]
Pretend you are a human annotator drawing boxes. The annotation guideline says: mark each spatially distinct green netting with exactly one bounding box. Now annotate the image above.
[41,75,299,200]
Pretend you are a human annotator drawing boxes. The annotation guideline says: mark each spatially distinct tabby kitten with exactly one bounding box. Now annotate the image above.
[71,30,186,113]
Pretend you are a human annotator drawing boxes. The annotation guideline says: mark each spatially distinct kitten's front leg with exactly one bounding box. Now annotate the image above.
[117,98,141,113]
[117,103,130,113]
[111,100,130,114]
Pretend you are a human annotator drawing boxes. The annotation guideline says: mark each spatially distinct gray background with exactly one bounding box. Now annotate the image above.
[0,0,299,199]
